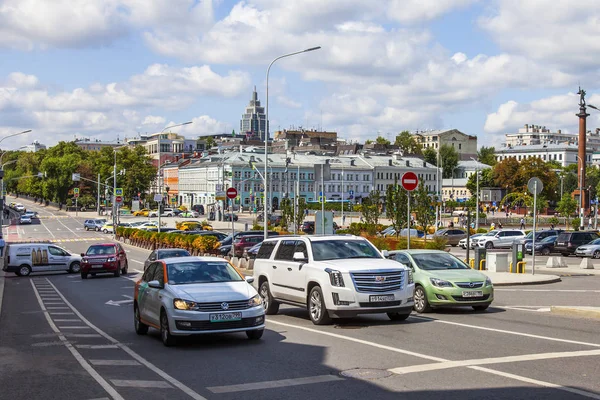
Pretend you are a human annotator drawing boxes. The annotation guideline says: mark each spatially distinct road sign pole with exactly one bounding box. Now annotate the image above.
[532,181,537,276]
[231,197,235,241]
[407,191,411,250]
[75,197,78,217]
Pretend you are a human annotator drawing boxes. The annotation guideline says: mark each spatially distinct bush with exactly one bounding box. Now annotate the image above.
[476,228,488,233]
[365,235,447,251]
[548,216,560,226]
[571,217,581,230]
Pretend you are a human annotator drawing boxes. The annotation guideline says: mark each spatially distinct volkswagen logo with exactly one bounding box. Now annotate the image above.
[469,282,474,288]
[375,276,386,283]
[221,302,229,310]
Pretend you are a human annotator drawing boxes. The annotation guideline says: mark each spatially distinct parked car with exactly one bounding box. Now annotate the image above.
[526,236,558,255]
[80,243,128,279]
[193,231,228,241]
[242,242,262,259]
[19,215,32,224]
[430,229,467,246]
[223,213,239,222]
[555,231,600,256]
[518,229,563,246]
[2,243,81,276]
[84,219,107,231]
[387,250,493,313]
[574,238,600,258]
[101,223,114,234]
[134,256,265,346]
[254,235,414,325]
[179,210,200,218]
[233,235,264,257]
[191,204,205,215]
[472,230,526,249]
[144,248,191,270]
[132,208,150,216]
[137,221,159,230]
[458,233,482,249]
[302,221,315,234]
[23,211,38,219]
[14,204,25,212]
[145,227,179,233]
[149,208,177,217]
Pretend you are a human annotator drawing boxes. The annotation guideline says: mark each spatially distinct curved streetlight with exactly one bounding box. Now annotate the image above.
[264,46,321,239]
[0,130,32,165]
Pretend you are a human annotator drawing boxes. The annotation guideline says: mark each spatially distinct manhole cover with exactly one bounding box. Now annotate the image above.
[334,324,368,329]
[341,368,393,380]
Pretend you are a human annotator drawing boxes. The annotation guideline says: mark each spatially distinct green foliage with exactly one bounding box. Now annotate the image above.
[423,148,437,166]
[294,198,308,232]
[280,198,293,230]
[394,131,422,155]
[439,144,459,179]
[476,228,488,233]
[557,194,577,227]
[361,190,381,234]
[571,217,581,230]
[385,177,407,237]
[413,182,435,235]
[466,168,494,196]
[375,136,391,145]
[477,146,497,166]
[548,216,560,226]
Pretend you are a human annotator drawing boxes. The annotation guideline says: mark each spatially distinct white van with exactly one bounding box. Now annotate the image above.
[3,243,82,276]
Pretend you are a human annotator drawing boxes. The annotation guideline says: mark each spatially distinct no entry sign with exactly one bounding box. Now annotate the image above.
[401,172,419,191]
[226,187,238,199]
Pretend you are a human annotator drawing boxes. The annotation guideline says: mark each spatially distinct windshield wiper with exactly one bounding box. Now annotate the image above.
[346,255,378,259]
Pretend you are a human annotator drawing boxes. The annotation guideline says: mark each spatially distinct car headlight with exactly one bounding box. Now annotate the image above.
[485,277,493,287]
[173,299,197,310]
[248,294,262,307]
[430,278,453,288]
[325,268,345,287]
[407,269,414,284]
[107,257,116,262]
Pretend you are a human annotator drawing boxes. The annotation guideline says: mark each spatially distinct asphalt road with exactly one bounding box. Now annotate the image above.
[1,198,600,400]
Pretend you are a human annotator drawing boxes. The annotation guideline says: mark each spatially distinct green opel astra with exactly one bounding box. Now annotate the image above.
[387,250,493,313]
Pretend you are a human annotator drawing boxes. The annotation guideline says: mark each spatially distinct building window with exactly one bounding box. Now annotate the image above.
[459,144,462,150]
[559,154,563,161]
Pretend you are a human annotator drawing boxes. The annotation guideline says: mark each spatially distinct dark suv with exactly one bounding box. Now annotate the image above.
[518,229,563,246]
[554,231,599,256]
[80,243,128,278]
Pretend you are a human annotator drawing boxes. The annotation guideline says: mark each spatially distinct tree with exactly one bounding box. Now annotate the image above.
[557,194,577,228]
[492,157,521,192]
[375,136,391,145]
[423,148,437,166]
[439,144,459,179]
[39,142,88,204]
[205,136,216,148]
[394,131,422,155]
[280,198,293,231]
[361,190,381,234]
[413,182,435,237]
[365,139,373,145]
[294,198,308,232]
[466,168,494,197]
[385,177,408,236]
[477,146,497,166]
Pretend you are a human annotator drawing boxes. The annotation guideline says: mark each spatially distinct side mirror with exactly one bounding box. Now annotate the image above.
[381,250,389,258]
[293,252,307,262]
[148,280,163,289]
[80,253,85,257]
[245,276,255,284]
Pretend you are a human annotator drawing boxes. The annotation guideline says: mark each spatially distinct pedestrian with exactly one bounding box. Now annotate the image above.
[520,217,525,230]
[498,221,503,229]
[589,216,593,230]
[490,222,495,230]
[551,223,555,229]
[0,235,4,257]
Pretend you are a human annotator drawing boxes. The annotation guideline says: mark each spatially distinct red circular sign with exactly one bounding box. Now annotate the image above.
[115,195,123,202]
[226,187,238,199]
[401,172,419,191]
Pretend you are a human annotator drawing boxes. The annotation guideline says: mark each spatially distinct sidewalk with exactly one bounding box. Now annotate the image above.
[473,270,561,286]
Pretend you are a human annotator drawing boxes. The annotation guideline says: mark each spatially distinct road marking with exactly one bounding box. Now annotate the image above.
[90,360,141,366]
[58,326,91,329]
[49,312,75,315]
[47,307,70,310]
[31,341,64,347]
[500,306,552,312]
[39,218,56,239]
[67,334,103,338]
[389,349,600,374]
[268,319,600,399]
[208,375,344,394]
[76,345,119,349]
[409,315,600,348]
[497,289,600,293]
[111,380,172,389]
[44,279,208,400]
[30,280,125,400]
[44,302,66,305]
[53,319,81,322]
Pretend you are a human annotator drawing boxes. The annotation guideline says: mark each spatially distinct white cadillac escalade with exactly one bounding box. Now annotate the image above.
[253,235,415,325]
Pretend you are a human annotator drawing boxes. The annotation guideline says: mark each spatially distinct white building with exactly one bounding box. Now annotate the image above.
[503,124,600,150]
[20,140,46,152]
[495,143,593,167]
[441,160,491,201]
[414,129,478,160]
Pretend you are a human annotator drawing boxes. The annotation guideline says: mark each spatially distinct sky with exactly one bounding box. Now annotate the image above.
[1,0,600,151]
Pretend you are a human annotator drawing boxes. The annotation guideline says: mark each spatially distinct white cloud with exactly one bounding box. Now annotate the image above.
[142,115,166,125]
[388,0,478,24]
[174,115,231,137]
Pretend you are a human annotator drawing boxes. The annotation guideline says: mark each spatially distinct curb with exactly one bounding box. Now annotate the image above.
[492,276,562,286]
[550,306,600,320]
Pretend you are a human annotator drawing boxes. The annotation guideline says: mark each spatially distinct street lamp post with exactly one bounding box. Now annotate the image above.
[0,129,32,232]
[470,157,480,230]
[265,46,321,239]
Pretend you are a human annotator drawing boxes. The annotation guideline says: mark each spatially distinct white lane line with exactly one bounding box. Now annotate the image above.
[39,218,56,239]
[409,315,600,348]
[89,360,141,366]
[268,319,600,399]
[58,326,91,329]
[76,345,119,350]
[53,319,81,322]
[44,302,66,305]
[111,380,172,389]
[131,260,143,265]
[44,279,208,400]
[55,217,79,235]
[47,307,70,310]
[497,289,600,293]
[31,341,64,347]
[207,375,344,394]
[29,280,125,400]
[49,312,75,315]
[389,349,600,374]
[67,334,102,338]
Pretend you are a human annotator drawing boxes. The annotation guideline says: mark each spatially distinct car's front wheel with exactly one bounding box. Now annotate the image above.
[69,262,81,274]
[160,310,176,346]
[246,329,264,340]
[593,250,600,259]
[485,242,494,249]
[541,248,551,256]
[387,312,411,321]
[413,286,432,313]
[134,304,148,335]
[114,267,121,278]
[259,281,280,315]
[308,286,332,325]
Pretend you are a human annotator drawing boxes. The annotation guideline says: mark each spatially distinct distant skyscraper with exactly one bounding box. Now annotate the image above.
[240,86,268,140]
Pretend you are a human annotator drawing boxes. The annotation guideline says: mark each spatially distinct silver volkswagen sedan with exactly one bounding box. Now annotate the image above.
[574,238,600,259]
[134,256,265,346]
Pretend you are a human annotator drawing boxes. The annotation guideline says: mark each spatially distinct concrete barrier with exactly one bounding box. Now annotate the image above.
[239,258,248,270]
[248,259,255,270]
[546,256,567,268]
[580,258,595,269]
[231,256,239,267]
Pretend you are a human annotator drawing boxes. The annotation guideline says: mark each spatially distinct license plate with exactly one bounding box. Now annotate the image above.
[462,291,483,298]
[92,265,104,269]
[209,312,242,322]
[90,260,105,264]
[557,242,565,246]
[370,295,394,302]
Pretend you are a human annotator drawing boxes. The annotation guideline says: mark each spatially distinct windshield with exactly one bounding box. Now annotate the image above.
[167,261,244,285]
[158,250,190,259]
[483,232,497,237]
[540,236,557,244]
[589,238,600,245]
[86,245,115,255]
[411,252,469,270]
[311,240,382,261]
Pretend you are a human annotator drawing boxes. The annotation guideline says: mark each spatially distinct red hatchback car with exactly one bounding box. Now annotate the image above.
[233,235,264,257]
[80,243,128,279]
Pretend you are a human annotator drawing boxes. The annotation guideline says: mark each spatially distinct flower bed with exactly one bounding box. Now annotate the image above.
[116,227,220,255]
